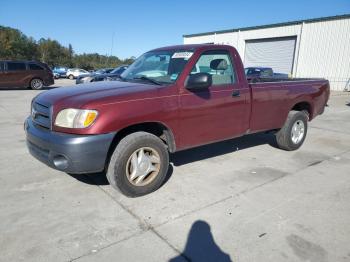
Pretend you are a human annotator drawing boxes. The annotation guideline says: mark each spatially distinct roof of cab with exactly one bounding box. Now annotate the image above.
[149,44,232,52]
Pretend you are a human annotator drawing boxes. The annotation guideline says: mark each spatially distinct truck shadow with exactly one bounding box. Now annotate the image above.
[169,220,232,262]
[170,132,278,166]
[68,132,277,187]
[68,172,109,186]
[68,165,174,187]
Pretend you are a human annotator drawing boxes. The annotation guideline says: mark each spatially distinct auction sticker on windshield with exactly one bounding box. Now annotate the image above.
[172,52,193,60]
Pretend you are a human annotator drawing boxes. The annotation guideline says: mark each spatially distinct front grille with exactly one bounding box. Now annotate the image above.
[32,101,51,129]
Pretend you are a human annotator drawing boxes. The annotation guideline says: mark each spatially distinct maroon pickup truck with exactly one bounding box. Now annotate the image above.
[25,44,329,197]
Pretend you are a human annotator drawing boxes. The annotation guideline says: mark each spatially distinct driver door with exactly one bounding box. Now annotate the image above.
[178,50,250,149]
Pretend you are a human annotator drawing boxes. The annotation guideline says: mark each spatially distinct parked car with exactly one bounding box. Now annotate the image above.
[25,44,330,197]
[53,72,60,79]
[245,67,274,80]
[76,65,128,84]
[52,66,68,78]
[274,72,289,79]
[94,68,115,74]
[66,68,89,80]
[0,60,54,89]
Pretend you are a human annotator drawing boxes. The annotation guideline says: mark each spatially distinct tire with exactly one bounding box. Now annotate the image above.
[30,78,44,90]
[68,74,74,80]
[275,110,308,151]
[107,132,169,197]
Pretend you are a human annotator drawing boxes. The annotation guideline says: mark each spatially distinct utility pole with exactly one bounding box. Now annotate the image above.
[107,32,115,66]
[111,32,115,57]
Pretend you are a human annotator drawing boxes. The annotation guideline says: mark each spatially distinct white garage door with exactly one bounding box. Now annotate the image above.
[244,37,297,74]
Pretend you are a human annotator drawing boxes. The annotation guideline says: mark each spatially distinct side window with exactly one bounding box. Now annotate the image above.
[191,51,236,85]
[7,62,26,71]
[260,70,269,77]
[0,62,4,71]
[29,63,44,70]
[266,69,273,77]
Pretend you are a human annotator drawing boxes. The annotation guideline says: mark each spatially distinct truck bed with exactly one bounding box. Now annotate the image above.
[247,78,330,133]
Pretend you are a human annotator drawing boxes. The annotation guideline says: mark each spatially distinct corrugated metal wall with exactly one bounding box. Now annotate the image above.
[184,17,350,91]
[295,19,350,91]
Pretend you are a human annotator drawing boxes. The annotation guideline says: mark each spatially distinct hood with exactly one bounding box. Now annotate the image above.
[35,80,161,109]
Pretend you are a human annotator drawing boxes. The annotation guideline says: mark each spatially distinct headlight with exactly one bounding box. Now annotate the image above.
[54,109,98,128]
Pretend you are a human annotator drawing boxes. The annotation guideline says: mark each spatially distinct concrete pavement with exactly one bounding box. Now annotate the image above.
[0,81,349,261]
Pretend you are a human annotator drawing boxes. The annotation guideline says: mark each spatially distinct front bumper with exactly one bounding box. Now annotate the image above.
[25,117,116,174]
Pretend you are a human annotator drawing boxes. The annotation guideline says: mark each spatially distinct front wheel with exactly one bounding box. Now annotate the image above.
[68,74,74,80]
[30,78,44,90]
[107,132,169,197]
[275,110,308,151]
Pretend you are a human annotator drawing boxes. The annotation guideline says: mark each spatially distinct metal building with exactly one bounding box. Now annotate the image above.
[183,14,350,91]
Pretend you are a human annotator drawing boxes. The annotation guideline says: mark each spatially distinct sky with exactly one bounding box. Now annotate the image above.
[1,0,349,59]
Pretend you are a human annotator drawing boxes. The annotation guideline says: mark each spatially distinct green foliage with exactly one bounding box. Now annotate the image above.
[0,25,135,69]
[73,53,125,71]
[0,26,39,60]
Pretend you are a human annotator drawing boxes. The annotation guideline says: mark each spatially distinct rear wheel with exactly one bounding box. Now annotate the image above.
[107,132,169,197]
[30,78,43,90]
[275,110,308,151]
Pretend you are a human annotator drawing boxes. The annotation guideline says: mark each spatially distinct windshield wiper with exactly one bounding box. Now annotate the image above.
[133,76,161,85]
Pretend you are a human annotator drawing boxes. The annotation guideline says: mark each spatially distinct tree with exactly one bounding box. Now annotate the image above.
[0,26,39,60]
[68,44,73,58]
[0,25,134,69]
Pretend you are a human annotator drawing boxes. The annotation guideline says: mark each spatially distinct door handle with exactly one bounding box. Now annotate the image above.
[232,90,240,97]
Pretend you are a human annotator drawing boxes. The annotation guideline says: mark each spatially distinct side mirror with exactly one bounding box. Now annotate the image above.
[186,73,212,90]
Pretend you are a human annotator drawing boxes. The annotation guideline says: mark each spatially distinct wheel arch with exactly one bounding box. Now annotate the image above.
[290,101,313,120]
[105,121,176,170]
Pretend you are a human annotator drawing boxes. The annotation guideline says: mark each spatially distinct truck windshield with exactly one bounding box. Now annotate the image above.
[121,50,193,84]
